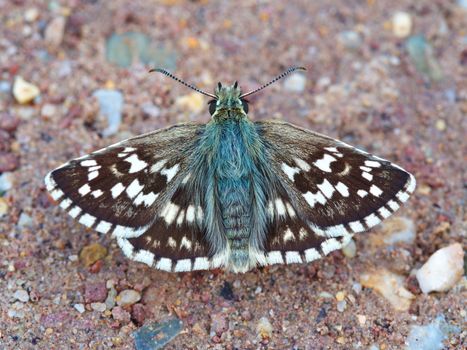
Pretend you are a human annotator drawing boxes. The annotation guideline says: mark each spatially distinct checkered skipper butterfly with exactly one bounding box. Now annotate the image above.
[45,67,416,273]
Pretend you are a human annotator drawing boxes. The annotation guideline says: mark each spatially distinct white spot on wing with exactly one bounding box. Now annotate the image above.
[161,202,180,225]
[387,200,399,211]
[349,221,365,233]
[150,159,168,173]
[266,251,283,265]
[406,174,416,193]
[50,189,64,201]
[186,205,195,223]
[357,189,368,198]
[81,159,97,167]
[362,171,373,181]
[78,184,91,196]
[124,154,148,173]
[313,154,336,172]
[360,166,372,172]
[365,160,381,168]
[369,184,383,197]
[275,198,286,216]
[68,206,81,218]
[79,213,96,227]
[378,207,392,219]
[59,198,72,210]
[167,237,177,248]
[299,227,308,240]
[285,251,302,263]
[285,202,296,217]
[305,248,321,262]
[161,164,180,183]
[126,179,144,199]
[111,182,125,198]
[180,236,192,250]
[335,181,349,197]
[193,257,210,270]
[176,210,185,225]
[325,224,347,237]
[303,190,326,208]
[133,250,155,266]
[182,173,191,184]
[321,238,341,255]
[134,191,158,207]
[281,163,300,181]
[156,257,172,271]
[174,259,192,272]
[317,179,335,199]
[96,220,112,234]
[88,170,99,181]
[267,201,274,217]
[91,189,103,198]
[117,237,134,258]
[293,158,311,171]
[283,228,295,242]
[364,213,381,228]
[397,191,410,203]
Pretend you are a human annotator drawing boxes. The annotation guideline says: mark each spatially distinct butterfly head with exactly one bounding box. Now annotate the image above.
[208,81,249,117]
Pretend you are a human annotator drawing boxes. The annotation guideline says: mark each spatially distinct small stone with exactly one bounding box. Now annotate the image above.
[116,289,141,307]
[210,313,228,335]
[416,243,464,294]
[176,92,204,114]
[131,304,147,325]
[133,318,183,350]
[141,102,161,118]
[13,77,40,104]
[435,119,446,131]
[357,314,367,326]
[335,291,345,301]
[105,286,117,309]
[241,310,253,321]
[17,213,33,228]
[0,113,20,132]
[0,153,19,173]
[337,30,362,50]
[406,35,443,81]
[392,12,412,38]
[84,282,107,303]
[0,198,9,218]
[360,269,415,311]
[92,89,123,137]
[219,281,235,300]
[256,317,273,340]
[41,104,57,118]
[283,73,306,92]
[406,315,460,350]
[336,300,347,312]
[342,238,357,258]
[112,306,131,323]
[91,302,107,313]
[0,172,13,193]
[24,8,39,22]
[373,217,416,246]
[74,303,85,314]
[44,16,66,47]
[79,243,107,267]
[352,282,362,294]
[68,254,78,262]
[13,289,29,303]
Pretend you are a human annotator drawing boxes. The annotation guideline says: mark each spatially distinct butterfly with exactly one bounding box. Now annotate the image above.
[44,67,416,273]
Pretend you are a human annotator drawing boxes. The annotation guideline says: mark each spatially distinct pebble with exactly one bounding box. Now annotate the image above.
[79,243,107,267]
[0,172,13,193]
[0,152,19,172]
[84,282,107,303]
[357,314,367,326]
[458,0,467,9]
[13,77,40,104]
[406,314,460,350]
[41,104,57,118]
[283,72,306,92]
[392,12,412,38]
[17,213,33,228]
[92,89,123,137]
[176,92,204,114]
[220,281,235,300]
[44,16,66,47]
[435,119,446,131]
[0,113,20,132]
[13,289,29,303]
[256,317,273,339]
[210,313,229,335]
[131,304,147,325]
[141,102,161,118]
[337,30,362,50]
[360,269,415,311]
[116,289,141,307]
[416,243,464,294]
[112,306,131,323]
[0,198,8,217]
[90,302,107,313]
[405,35,443,81]
[73,303,85,314]
[105,286,117,309]
[24,8,39,22]
[133,318,183,350]
[376,217,416,246]
[342,238,357,258]
[336,300,347,312]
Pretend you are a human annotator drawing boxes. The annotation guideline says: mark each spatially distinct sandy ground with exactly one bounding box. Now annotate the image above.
[0,0,465,349]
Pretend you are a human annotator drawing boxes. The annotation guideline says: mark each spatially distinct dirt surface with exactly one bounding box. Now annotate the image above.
[0,1,466,349]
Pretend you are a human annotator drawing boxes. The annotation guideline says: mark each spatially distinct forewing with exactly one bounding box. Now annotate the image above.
[255,121,416,265]
[45,123,214,271]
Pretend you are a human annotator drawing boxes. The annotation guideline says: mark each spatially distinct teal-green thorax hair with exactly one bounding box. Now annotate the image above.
[150,66,306,120]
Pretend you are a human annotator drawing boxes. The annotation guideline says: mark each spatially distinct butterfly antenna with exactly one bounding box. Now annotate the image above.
[150,68,217,99]
[239,66,306,98]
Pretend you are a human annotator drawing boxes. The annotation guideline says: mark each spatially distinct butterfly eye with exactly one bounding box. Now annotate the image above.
[241,99,249,114]
[208,100,217,115]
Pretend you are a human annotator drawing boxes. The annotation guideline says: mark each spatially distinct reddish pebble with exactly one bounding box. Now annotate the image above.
[112,306,131,323]
[0,130,11,151]
[0,152,19,172]
[0,113,20,133]
[210,313,229,335]
[84,282,107,303]
[89,260,103,273]
[131,303,146,325]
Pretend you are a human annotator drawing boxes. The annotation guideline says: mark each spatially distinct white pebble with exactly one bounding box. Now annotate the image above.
[116,289,141,306]
[392,12,412,38]
[13,289,29,303]
[381,217,416,246]
[90,302,107,312]
[416,243,464,294]
[13,76,40,104]
[283,73,306,92]
[342,238,357,258]
[337,300,347,312]
[74,303,85,314]
[256,317,273,339]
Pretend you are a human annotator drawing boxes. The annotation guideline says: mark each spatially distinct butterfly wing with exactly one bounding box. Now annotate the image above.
[254,120,416,265]
[45,123,217,272]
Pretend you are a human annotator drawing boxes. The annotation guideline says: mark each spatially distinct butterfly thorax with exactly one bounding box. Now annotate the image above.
[210,85,248,121]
